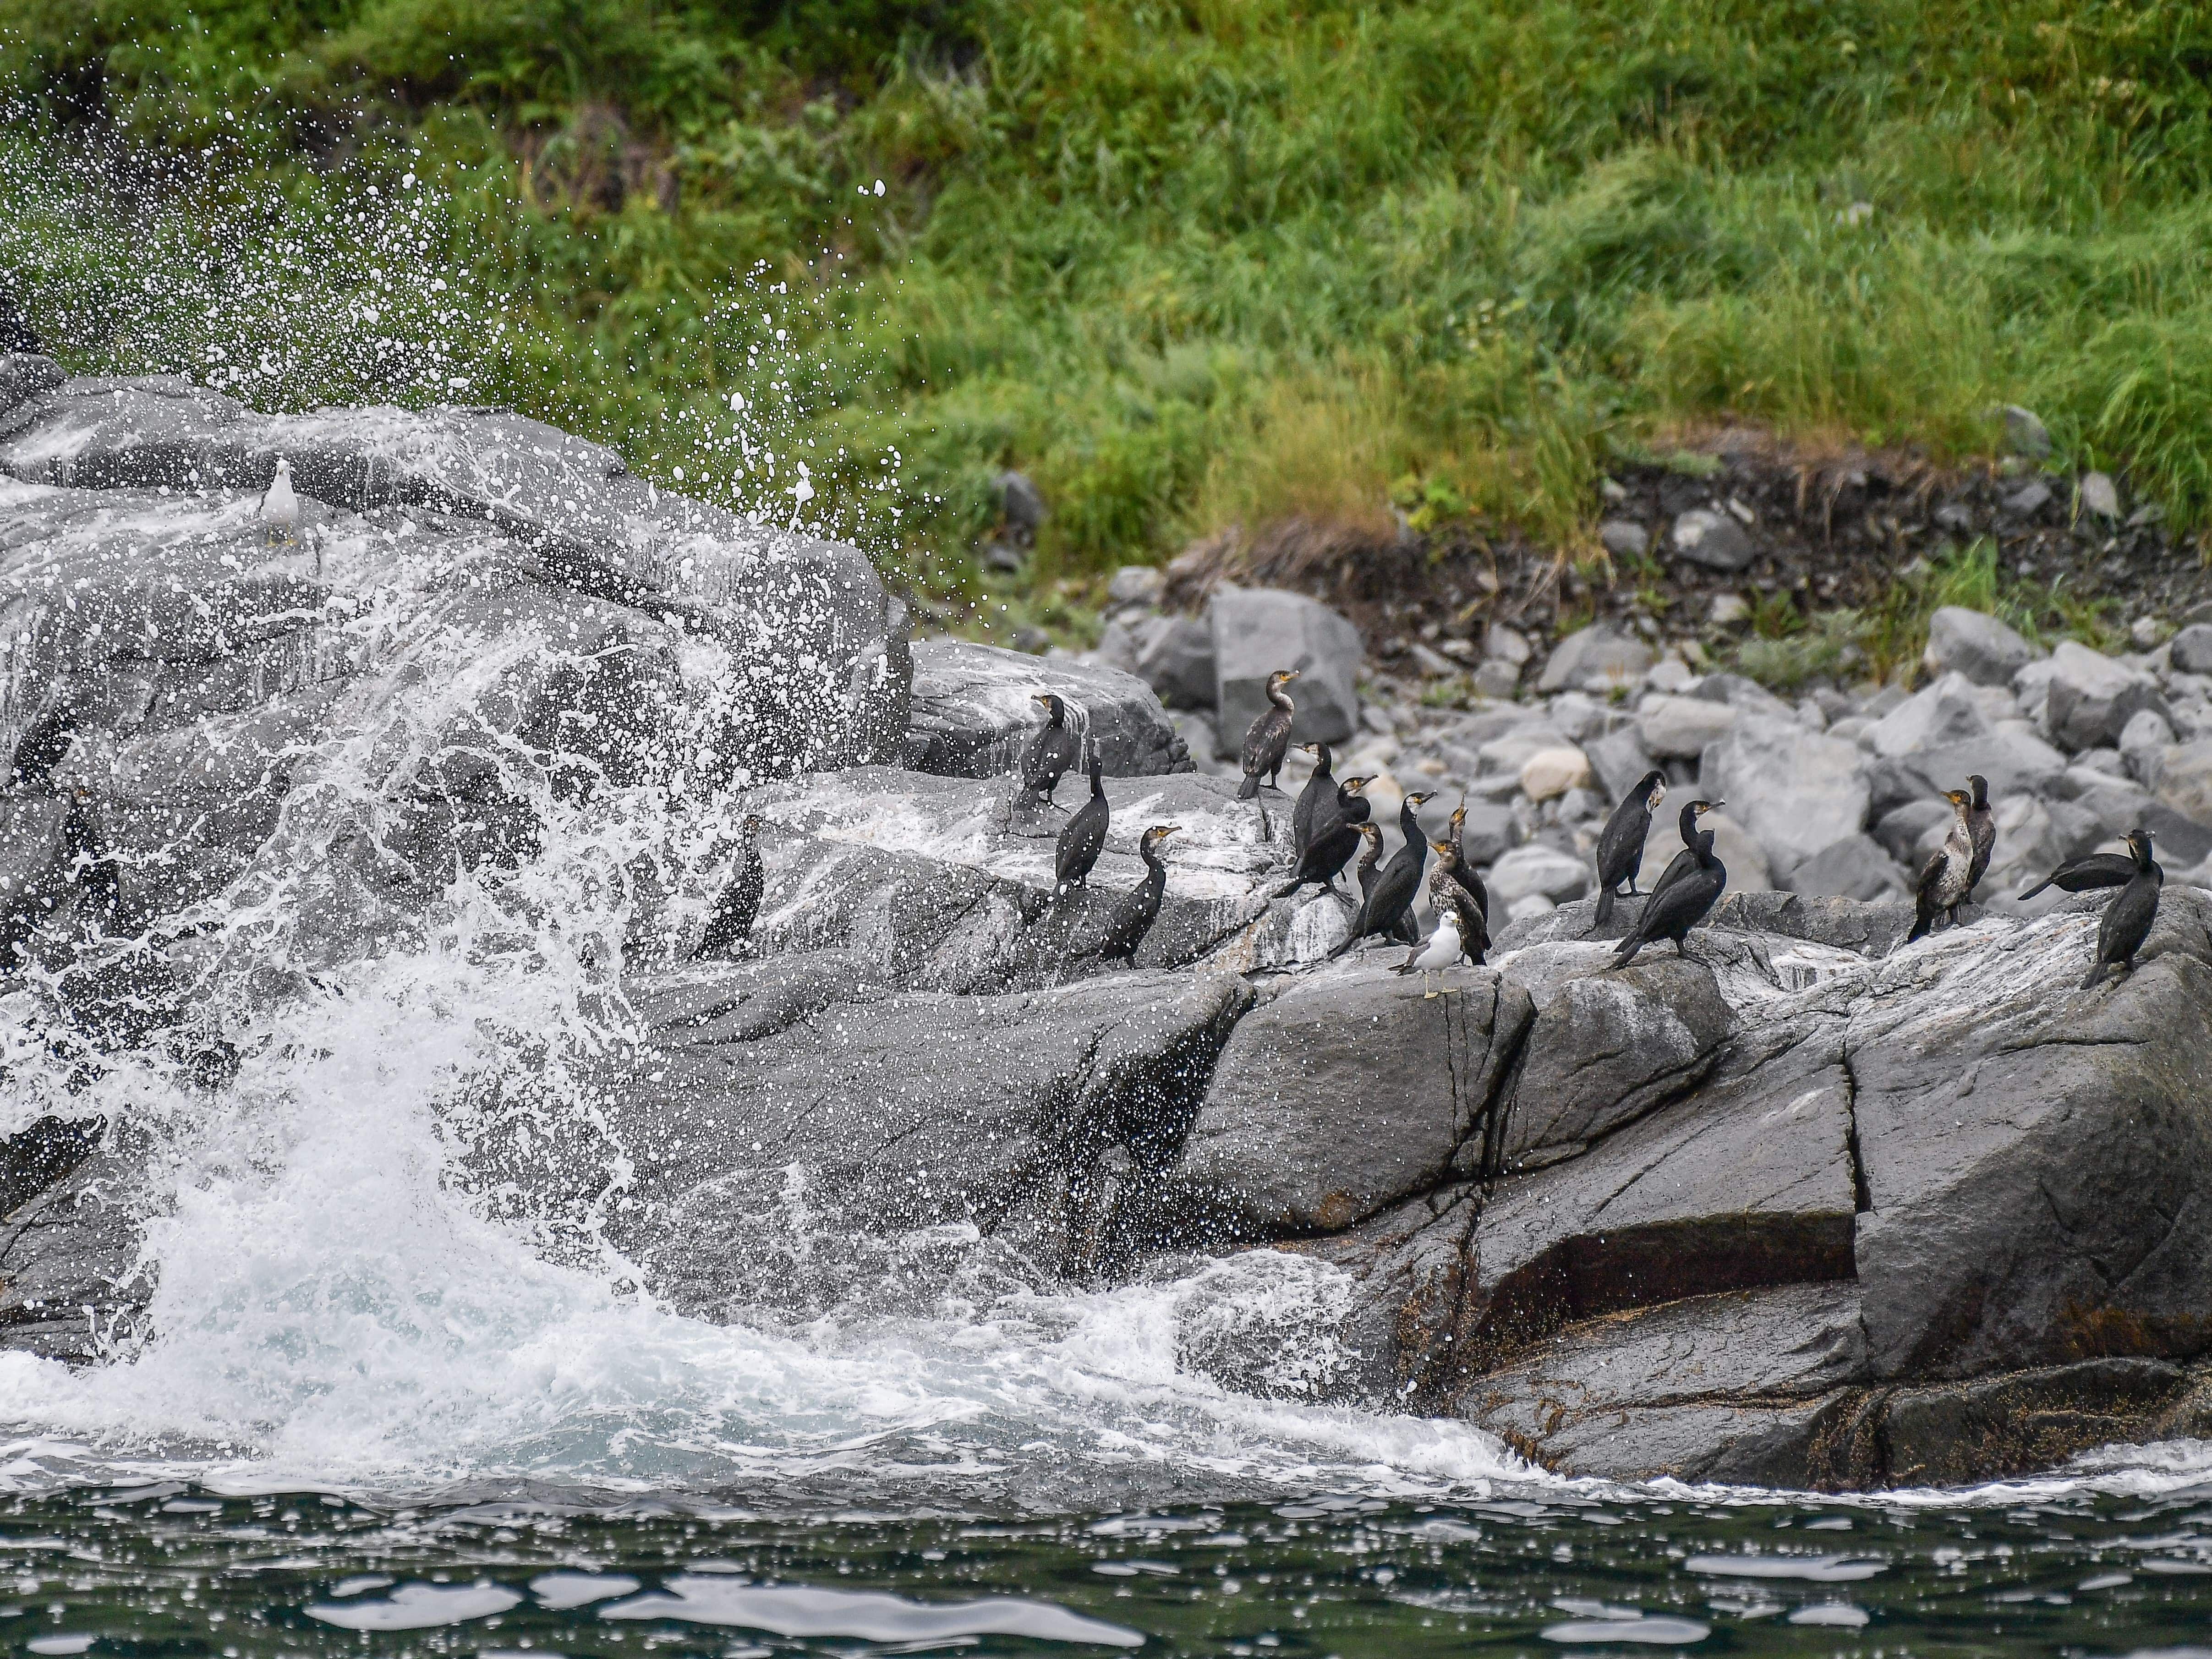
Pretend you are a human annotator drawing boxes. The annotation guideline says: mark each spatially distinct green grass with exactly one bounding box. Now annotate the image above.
[1734,538,2126,690]
[6,0,2212,620]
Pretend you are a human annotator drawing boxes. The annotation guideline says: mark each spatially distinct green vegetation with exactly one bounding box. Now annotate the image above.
[1736,539,2124,690]
[5,0,2212,618]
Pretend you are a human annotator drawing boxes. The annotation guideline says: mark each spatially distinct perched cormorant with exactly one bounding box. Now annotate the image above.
[2018,849,2138,900]
[697,814,765,958]
[1097,824,1181,964]
[1328,790,1438,958]
[1349,820,1418,942]
[1593,769,1667,928]
[1289,742,1335,862]
[1445,800,1490,925]
[1271,775,1373,897]
[1237,669,1302,799]
[1964,773,1996,901]
[1353,821,1385,901]
[1408,840,1489,968]
[1053,741,1109,900]
[1907,789,1976,943]
[1021,693,1083,810]
[1611,800,1726,968]
[2082,828,2162,989]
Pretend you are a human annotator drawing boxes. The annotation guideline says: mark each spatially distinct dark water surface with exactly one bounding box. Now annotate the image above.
[12,1466,2212,1657]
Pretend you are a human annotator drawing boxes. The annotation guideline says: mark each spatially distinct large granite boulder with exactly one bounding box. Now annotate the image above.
[1700,715,1868,871]
[718,766,1302,990]
[586,960,1255,1310]
[1209,585,1361,748]
[0,371,910,968]
[903,639,1189,780]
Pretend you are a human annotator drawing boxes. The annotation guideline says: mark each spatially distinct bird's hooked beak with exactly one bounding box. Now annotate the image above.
[1410,790,1437,805]
[1429,838,1453,855]
[1033,694,1052,707]
[1343,776,1371,793]
[1154,825,1182,840]
[1696,800,1724,817]
[1647,781,1668,808]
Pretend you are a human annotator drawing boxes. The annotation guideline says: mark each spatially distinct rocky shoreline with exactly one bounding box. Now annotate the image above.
[7,359,2212,1491]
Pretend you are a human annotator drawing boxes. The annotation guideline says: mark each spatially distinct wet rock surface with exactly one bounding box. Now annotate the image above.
[17,373,2212,1494]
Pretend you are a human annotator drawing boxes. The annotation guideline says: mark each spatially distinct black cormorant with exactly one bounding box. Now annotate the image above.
[1593,769,1667,928]
[1054,741,1109,901]
[2082,829,2162,989]
[697,814,766,958]
[1097,824,1181,964]
[1290,742,1335,861]
[1964,772,1996,901]
[1611,800,1726,968]
[2018,849,2138,900]
[1328,790,1438,957]
[1271,776,1373,897]
[1237,669,1302,799]
[1021,693,1083,810]
[1907,789,1976,943]
[1353,821,1385,901]
[1445,799,1490,925]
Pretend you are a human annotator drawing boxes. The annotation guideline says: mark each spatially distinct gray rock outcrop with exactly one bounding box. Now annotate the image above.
[18,372,2212,1498]
[904,639,1189,780]
[1210,585,1362,747]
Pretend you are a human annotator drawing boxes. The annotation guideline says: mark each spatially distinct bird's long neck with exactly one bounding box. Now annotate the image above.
[1046,701,1065,729]
[1140,838,1166,874]
[1677,804,1701,846]
[1311,743,1332,778]
[1400,799,1423,841]
[1267,681,1295,712]
[1090,758,1105,797]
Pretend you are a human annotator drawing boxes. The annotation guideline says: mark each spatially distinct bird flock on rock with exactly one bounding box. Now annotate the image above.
[698,661,2166,989]
[1012,664,2167,987]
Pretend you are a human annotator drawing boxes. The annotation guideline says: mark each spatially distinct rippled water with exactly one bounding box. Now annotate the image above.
[13,1451,2212,1655]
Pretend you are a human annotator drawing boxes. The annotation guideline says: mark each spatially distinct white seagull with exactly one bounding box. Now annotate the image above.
[260,455,300,543]
[1395,914,1462,978]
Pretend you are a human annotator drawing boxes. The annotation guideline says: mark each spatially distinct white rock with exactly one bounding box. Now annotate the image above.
[1922,606,2038,687]
[1599,519,1649,559]
[2080,472,2122,520]
[1537,624,1654,694]
[1708,592,1751,627]
[2044,639,2164,751]
[1699,714,1869,870]
[1644,656,1694,694]
[1210,584,1363,747]
[1106,564,1164,608]
[1637,694,1737,760]
[1639,805,1774,895]
[1506,892,1557,923]
[1473,659,1522,700]
[2119,708,2176,790]
[1671,508,1755,572]
[2170,624,2212,676]
[1485,623,1533,666]
[1489,843,1591,904]
[1519,746,1593,802]
[1864,672,1991,758]
[2158,739,2212,825]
